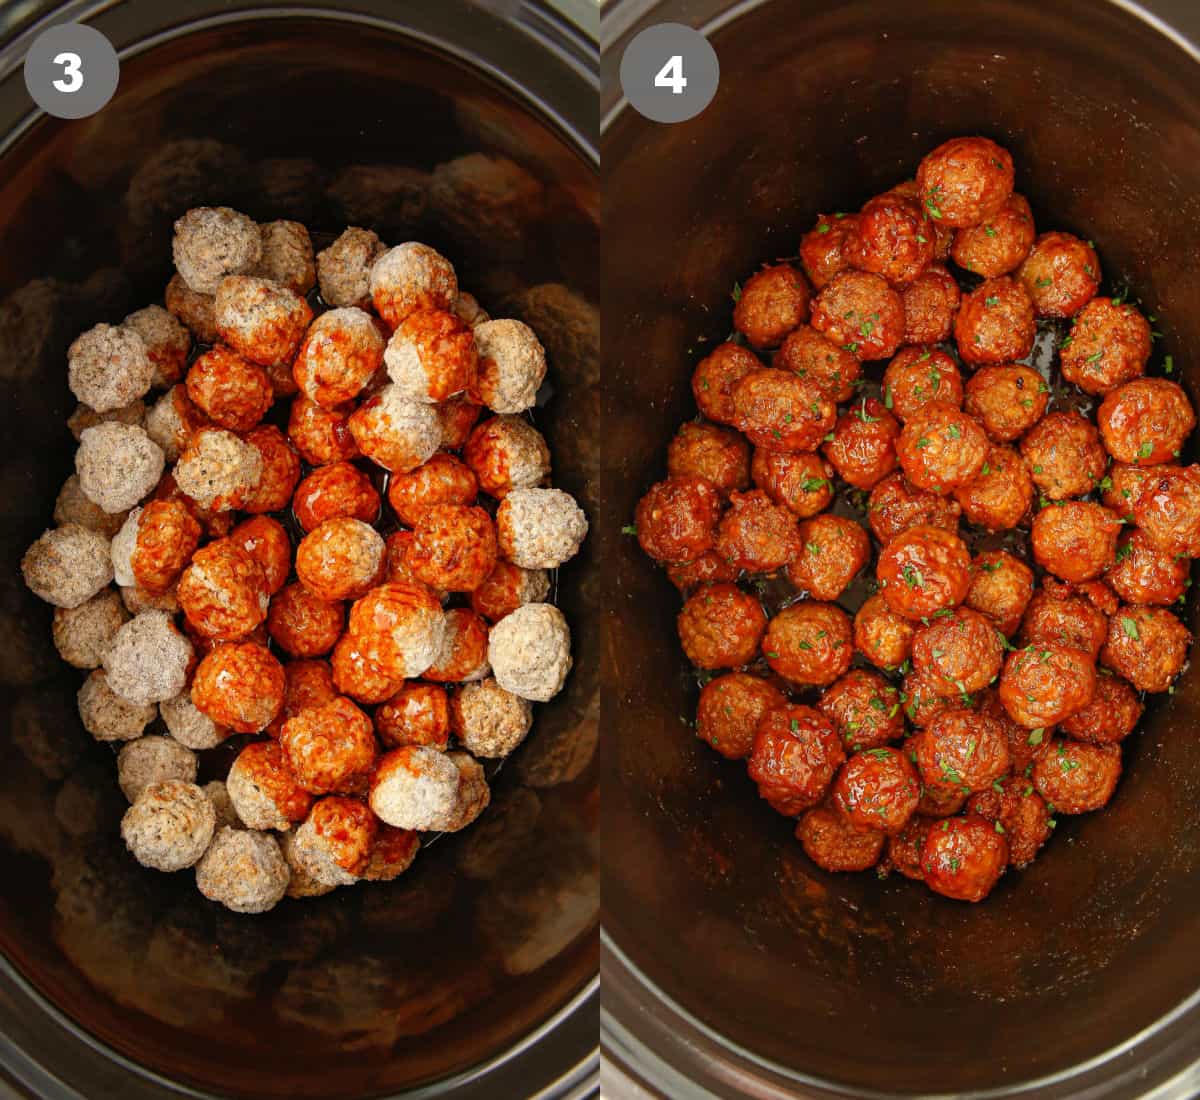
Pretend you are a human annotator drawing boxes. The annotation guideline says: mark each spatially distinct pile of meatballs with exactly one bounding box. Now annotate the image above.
[20,205,587,913]
[634,135,1196,903]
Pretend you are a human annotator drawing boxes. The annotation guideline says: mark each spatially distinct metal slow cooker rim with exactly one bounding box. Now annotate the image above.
[599,0,1200,1097]
[0,2,598,1098]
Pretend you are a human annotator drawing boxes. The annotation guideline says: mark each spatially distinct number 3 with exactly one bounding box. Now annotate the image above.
[654,54,687,96]
[52,51,83,93]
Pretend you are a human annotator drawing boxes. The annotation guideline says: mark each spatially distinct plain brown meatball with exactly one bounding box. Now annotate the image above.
[883,348,963,423]
[897,401,989,493]
[733,265,811,349]
[951,193,1035,277]
[1104,463,1156,520]
[1020,411,1108,501]
[786,514,870,600]
[915,708,1010,794]
[751,449,835,517]
[1017,231,1101,318]
[901,265,961,345]
[775,325,861,403]
[1060,298,1151,396]
[677,583,767,669]
[998,643,1097,728]
[799,212,860,290]
[731,369,836,452]
[1100,605,1190,693]
[966,550,1034,635]
[1134,464,1200,556]
[854,592,916,671]
[1031,501,1121,583]
[921,813,1008,902]
[917,136,1014,228]
[822,397,900,489]
[1107,528,1190,606]
[747,704,845,816]
[846,193,935,285]
[810,270,905,361]
[912,607,1004,696]
[954,444,1034,531]
[954,277,1036,368]
[695,672,786,760]
[797,804,885,872]
[817,668,905,752]
[1098,378,1195,466]
[963,364,1050,442]
[1032,740,1121,814]
[966,775,1051,867]
[867,472,961,543]
[832,748,922,834]
[877,524,972,621]
[635,477,722,564]
[666,551,739,593]
[762,602,853,687]
[667,421,751,496]
[716,490,802,573]
[1020,587,1108,658]
[692,342,760,424]
[1059,673,1143,745]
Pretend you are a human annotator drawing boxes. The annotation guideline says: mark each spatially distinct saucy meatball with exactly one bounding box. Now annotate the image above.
[1017,231,1101,319]
[901,264,961,346]
[846,193,934,285]
[786,514,870,600]
[965,550,1034,636]
[1060,297,1151,396]
[746,704,844,816]
[886,815,934,881]
[921,813,1008,902]
[914,707,1010,795]
[715,490,801,573]
[731,369,836,452]
[877,524,972,621]
[1134,464,1200,556]
[462,414,550,500]
[762,601,853,687]
[1020,587,1108,658]
[966,776,1051,868]
[405,504,497,592]
[288,394,360,466]
[1100,605,1190,693]
[867,472,961,544]
[191,642,285,734]
[963,364,1050,443]
[267,582,345,659]
[1031,501,1121,583]
[634,477,722,565]
[1098,378,1195,466]
[292,461,381,533]
[677,583,766,669]
[1107,528,1190,606]
[998,643,1097,728]
[775,325,861,403]
[954,277,1035,368]
[691,342,760,425]
[954,444,1034,532]
[911,607,1004,696]
[810,270,905,361]
[882,347,963,424]
[751,449,835,518]
[832,747,921,834]
[977,687,1052,774]
[897,402,989,493]
[917,136,1014,229]
[177,539,269,641]
[902,668,971,729]
[817,668,904,752]
[185,346,273,433]
[732,264,811,349]
[799,212,858,290]
[1104,463,1156,521]
[951,193,1035,277]
[375,682,450,750]
[822,398,900,489]
[666,552,738,593]
[695,672,786,760]
[388,452,479,526]
[1020,411,1108,501]
[854,593,916,671]
[667,421,751,496]
[1059,673,1143,745]
[797,804,885,873]
[1032,740,1121,814]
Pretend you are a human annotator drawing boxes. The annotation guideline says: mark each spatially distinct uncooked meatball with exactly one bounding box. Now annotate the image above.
[294,307,385,408]
[1020,411,1107,501]
[897,401,988,493]
[174,427,263,512]
[406,503,497,592]
[488,603,572,702]
[117,736,198,802]
[102,610,194,706]
[1031,501,1121,583]
[953,277,1035,368]
[347,581,446,679]
[195,827,290,914]
[22,525,113,609]
[732,264,810,348]
[1060,297,1151,396]
[52,589,127,669]
[463,416,550,499]
[173,206,262,294]
[254,219,316,294]
[471,560,552,623]
[144,384,208,463]
[280,697,378,796]
[122,780,216,873]
[1098,378,1195,466]
[348,383,441,473]
[316,226,386,308]
[53,474,128,538]
[451,678,533,758]
[370,242,457,328]
[369,746,460,830]
[214,275,312,369]
[160,692,227,750]
[78,669,156,742]
[1017,231,1101,318]
[950,193,1034,276]
[68,323,154,413]
[809,270,905,361]
[165,272,219,344]
[76,423,165,514]
[384,308,476,404]
[963,364,1050,443]
[472,319,547,413]
[497,487,588,569]
[295,517,385,602]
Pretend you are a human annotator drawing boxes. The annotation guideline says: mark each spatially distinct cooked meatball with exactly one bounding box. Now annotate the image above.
[901,264,961,345]
[695,672,786,760]
[902,668,973,729]
[1100,605,1190,693]
[867,472,961,544]
[762,602,852,687]
[954,277,1035,368]
[716,490,801,573]
[746,704,845,816]
[817,668,904,751]
[954,444,1034,531]
[911,607,1003,696]
[822,397,900,489]
[730,368,836,452]
[846,193,934,285]
[634,477,722,565]
[1020,411,1108,501]
[809,270,905,361]
[750,449,834,517]
[799,212,859,290]
[1134,464,1200,556]
[922,813,1008,901]
[1098,378,1195,466]
[916,136,1014,229]
[786,514,870,600]
[897,402,989,493]
[1032,740,1121,814]
[1031,501,1121,582]
[294,307,386,408]
[976,687,1052,774]
[1017,231,1101,319]
[1059,673,1143,744]
[951,193,1035,277]
[677,583,766,669]
[1021,586,1109,658]
[195,827,289,914]
[914,707,1010,795]
[1060,297,1151,396]
[963,364,1050,442]
[797,804,885,872]
[853,592,916,671]
[832,747,921,834]
[882,348,963,423]
[691,342,760,425]
[877,524,972,621]
[966,776,1051,867]
[666,421,751,498]
[122,780,216,873]
[998,643,1097,728]
[886,815,934,881]
[1107,528,1189,606]
[965,550,1034,635]
[732,264,810,348]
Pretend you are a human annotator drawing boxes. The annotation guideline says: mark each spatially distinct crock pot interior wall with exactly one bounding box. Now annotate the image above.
[0,8,597,1099]
[603,0,1200,1093]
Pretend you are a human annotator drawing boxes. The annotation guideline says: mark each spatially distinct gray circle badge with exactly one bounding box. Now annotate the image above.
[619,22,719,124]
[24,23,120,120]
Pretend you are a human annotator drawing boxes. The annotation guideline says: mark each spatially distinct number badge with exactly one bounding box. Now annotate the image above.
[24,23,119,120]
[619,23,719,124]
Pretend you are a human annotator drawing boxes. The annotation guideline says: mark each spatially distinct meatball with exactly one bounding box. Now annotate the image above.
[951,192,1034,277]
[877,525,972,621]
[102,611,193,706]
[76,423,165,514]
[52,589,128,669]
[901,264,961,346]
[911,607,1004,696]
[289,797,377,886]
[384,308,476,404]
[451,677,533,757]
[965,550,1034,635]
[956,445,1037,533]
[1100,605,1190,693]
[691,342,760,425]
[775,325,861,403]
[695,672,786,760]
[799,212,859,290]
[883,348,963,424]
[331,633,404,705]
[664,423,749,500]
[295,517,386,602]
[121,780,216,873]
[436,393,485,447]
[1021,587,1108,658]
[472,318,547,414]
[280,696,378,795]
[1017,231,1101,319]
[22,525,114,609]
[462,416,549,500]
[229,515,290,595]
[226,740,313,829]
[288,394,360,466]
[761,602,852,687]
[1060,673,1143,744]
[173,427,263,512]
[1134,464,1200,556]
[470,560,551,623]
[292,462,380,533]
[1020,411,1108,501]
[677,583,766,669]
[376,682,450,750]
[998,643,1096,728]
[832,747,921,834]
[730,368,836,452]
[1031,501,1121,583]
[191,642,285,733]
[916,136,1014,228]
[160,692,227,750]
[67,323,154,413]
[921,813,1008,902]
[1060,298,1151,396]
[348,581,446,679]
[173,206,261,294]
[886,815,934,881]
[214,275,312,369]
[294,307,386,407]
[732,264,810,348]
[967,776,1051,868]
[369,745,461,830]
[853,592,916,671]
[195,827,289,914]
[369,242,457,328]
[747,704,845,816]
[53,473,128,538]
[111,502,198,598]
[78,669,156,742]
[786,514,870,601]
[1107,528,1189,606]
[405,504,497,592]
[847,192,935,284]
[963,364,1050,443]
[867,472,961,544]
[750,449,835,518]
[796,804,885,873]
[424,603,488,680]
[902,667,974,729]
[116,736,197,802]
[254,219,316,294]
[268,583,345,658]
[1098,378,1195,466]
[165,272,219,344]
[1032,740,1121,814]
[178,539,269,641]
[914,707,1010,795]
[715,490,801,573]
[496,487,588,569]
[488,603,571,701]
[265,660,337,739]
[954,277,1035,368]
[185,346,273,432]
[349,384,441,473]
[822,397,900,489]
[897,402,989,493]
[976,688,1051,774]
[316,226,386,309]
[817,669,904,752]
[809,270,905,361]
[242,424,302,514]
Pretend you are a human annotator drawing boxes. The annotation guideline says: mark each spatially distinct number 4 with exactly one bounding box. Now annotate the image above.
[654,54,687,96]
[52,51,83,93]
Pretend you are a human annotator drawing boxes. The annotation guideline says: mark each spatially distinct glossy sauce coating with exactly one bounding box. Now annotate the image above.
[746,704,845,816]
